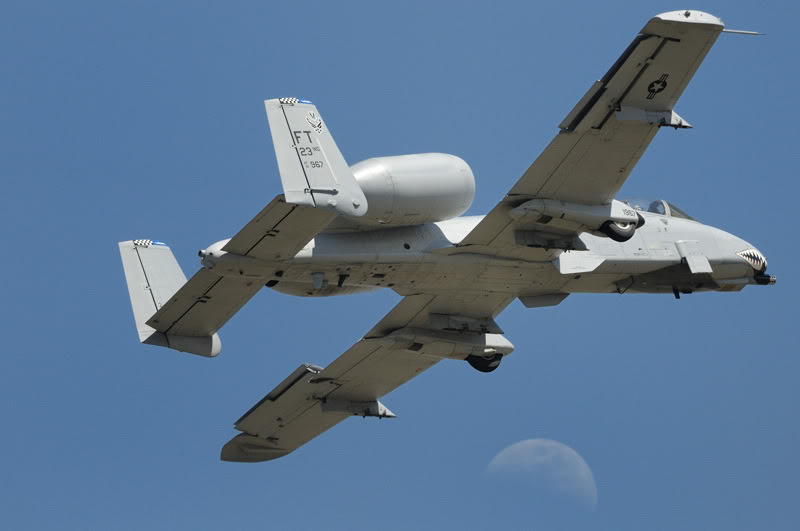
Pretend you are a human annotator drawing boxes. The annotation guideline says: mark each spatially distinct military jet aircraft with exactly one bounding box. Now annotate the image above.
[119,10,775,462]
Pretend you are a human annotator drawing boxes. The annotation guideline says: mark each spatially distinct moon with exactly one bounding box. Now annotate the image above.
[487,439,598,510]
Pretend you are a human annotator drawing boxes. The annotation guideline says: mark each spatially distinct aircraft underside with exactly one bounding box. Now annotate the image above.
[229,216,761,300]
[118,10,775,462]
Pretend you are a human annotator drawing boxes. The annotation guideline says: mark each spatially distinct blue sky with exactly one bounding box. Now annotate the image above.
[2,1,798,529]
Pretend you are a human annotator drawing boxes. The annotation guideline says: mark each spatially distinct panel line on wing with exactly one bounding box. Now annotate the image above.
[563,34,650,133]
[594,37,672,130]
[163,275,224,335]
[531,134,586,199]
[242,204,297,257]
[600,34,650,84]
[235,376,312,426]
[564,34,655,133]
[324,342,385,382]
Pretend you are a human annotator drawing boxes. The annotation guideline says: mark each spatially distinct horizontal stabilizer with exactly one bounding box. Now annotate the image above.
[144,267,261,352]
[220,195,335,261]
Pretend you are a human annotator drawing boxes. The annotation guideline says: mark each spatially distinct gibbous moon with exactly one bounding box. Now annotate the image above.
[487,439,598,510]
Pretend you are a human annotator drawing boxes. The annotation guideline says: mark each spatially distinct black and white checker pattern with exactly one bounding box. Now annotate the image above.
[279,97,299,105]
[133,239,153,247]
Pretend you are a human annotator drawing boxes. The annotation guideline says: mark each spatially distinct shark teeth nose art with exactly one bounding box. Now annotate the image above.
[737,249,767,272]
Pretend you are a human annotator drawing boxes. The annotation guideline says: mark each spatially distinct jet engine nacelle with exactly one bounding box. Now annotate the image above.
[349,153,475,226]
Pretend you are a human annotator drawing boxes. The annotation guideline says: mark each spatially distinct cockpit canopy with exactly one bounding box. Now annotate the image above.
[621,198,697,221]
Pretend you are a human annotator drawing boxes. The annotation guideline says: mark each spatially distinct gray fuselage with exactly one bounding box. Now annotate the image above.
[227,210,767,301]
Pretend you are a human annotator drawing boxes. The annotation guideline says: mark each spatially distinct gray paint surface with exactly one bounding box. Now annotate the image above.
[118,10,774,462]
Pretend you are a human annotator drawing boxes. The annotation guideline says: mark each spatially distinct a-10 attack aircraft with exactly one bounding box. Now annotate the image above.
[120,11,775,462]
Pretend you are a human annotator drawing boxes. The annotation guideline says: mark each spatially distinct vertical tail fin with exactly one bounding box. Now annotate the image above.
[264,98,367,218]
[118,239,221,357]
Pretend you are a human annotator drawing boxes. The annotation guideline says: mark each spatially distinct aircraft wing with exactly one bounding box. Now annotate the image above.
[221,292,515,462]
[460,11,724,248]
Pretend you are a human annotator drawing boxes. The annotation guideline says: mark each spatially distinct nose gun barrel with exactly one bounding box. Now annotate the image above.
[754,273,777,285]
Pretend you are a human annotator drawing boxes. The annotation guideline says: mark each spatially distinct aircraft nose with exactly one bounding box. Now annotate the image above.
[734,244,776,285]
[736,247,768,273]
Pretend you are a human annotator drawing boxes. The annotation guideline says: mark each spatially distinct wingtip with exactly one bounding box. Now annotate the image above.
[652,10,724,28]
[220,434,291,463]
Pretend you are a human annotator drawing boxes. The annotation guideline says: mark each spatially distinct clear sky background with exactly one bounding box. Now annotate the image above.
[2,1,798,529]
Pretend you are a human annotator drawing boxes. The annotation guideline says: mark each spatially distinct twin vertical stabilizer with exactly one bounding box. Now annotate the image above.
[265,98,367,218]
[118,240,222,357]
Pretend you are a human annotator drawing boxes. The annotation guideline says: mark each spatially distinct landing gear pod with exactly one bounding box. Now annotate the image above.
[599,212,645,242]
[510,199,644,241]
[466,353,503,373]
[600,219,635,242]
